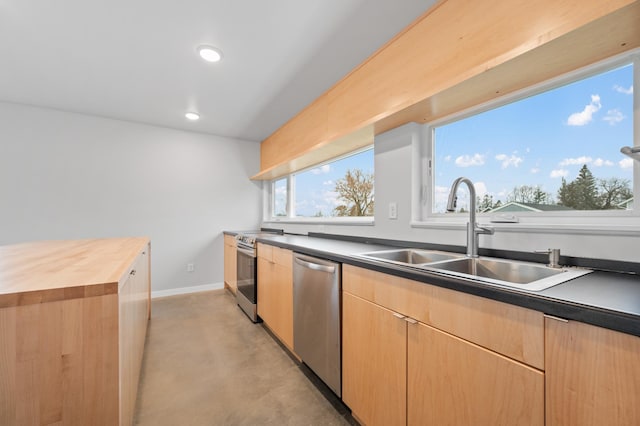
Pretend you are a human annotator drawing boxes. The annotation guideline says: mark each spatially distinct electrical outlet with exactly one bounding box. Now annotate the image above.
[187,263,195,272]
[388,202,398,219]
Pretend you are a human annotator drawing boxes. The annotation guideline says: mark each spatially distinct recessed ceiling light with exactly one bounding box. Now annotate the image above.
[197,45,222,63]
[185,112,200,121]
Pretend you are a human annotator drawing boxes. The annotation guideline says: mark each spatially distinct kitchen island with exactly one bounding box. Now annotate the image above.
[0,237,150,426]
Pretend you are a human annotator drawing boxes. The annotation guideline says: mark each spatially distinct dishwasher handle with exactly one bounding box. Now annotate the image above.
[294,257,336,274]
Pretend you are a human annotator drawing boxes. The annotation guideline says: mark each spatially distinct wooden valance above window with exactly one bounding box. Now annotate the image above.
[252,0,639,181]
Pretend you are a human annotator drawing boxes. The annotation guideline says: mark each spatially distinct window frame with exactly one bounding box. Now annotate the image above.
[413,49,640,235]
[264,146,375,225]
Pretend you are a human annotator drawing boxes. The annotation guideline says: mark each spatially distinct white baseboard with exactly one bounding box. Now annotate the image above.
[151,282,225,299]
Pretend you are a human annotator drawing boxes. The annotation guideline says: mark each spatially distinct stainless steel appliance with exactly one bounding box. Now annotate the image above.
[235,230,282,322]
[292,253,342,397]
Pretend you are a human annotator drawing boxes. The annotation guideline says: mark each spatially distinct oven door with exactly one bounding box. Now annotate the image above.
[236,245,256,303]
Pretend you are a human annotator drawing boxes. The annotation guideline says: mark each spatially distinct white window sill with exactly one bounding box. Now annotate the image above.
[410,220,640,237]
[264,217,374,226]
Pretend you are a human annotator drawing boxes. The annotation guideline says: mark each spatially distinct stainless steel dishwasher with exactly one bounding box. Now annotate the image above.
[292,253,342,397]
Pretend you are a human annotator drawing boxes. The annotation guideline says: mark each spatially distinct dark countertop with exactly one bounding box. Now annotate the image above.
[250,232,640,338]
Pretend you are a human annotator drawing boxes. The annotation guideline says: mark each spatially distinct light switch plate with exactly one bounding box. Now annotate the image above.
[388,202,398,219]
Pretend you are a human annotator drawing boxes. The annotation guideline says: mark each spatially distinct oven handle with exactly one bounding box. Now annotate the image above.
[294,257,336,274]
[237,246,256,257]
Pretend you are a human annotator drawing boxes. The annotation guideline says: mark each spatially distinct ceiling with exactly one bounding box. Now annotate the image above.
[0,0,436,142]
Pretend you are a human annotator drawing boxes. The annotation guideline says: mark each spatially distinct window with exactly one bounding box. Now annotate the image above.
[428,53,637,219]
[272,178,288,217]
[268,148,374,220]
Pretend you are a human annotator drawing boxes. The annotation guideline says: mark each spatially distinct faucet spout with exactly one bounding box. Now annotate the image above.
[447,177,494,257]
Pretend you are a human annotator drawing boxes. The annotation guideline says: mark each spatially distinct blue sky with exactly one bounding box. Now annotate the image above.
[283,149,374,217]
[434,63,634,212]
[279,63,634,217]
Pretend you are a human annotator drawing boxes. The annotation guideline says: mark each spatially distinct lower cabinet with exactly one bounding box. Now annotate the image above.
[119,246,151,426]
[545,318,640,425]
[409,320,543,425]
[342,265,544,426]
[223,234,237,294]
[257,243,294,351]
[342,292,407,426]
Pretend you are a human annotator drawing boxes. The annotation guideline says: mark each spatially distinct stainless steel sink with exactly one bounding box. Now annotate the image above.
[358,249,463,265]
[357,248,592,291]
[425,257,592,291]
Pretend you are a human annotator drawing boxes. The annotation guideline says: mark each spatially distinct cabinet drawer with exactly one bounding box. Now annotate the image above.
[257,243,292,266]
[257,243,273,262]
[273,246,292,266]
[343,264,544,369]
[224,234,237,248]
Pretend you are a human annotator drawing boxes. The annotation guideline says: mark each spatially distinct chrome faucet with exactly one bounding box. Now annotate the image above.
[446,177,494,257]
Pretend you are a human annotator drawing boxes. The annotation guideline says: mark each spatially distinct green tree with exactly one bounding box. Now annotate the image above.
[476,194,496,212]
[333,169,374,217]
[558,164,599,210]
[597,177,633,210]
[507,185,553,204]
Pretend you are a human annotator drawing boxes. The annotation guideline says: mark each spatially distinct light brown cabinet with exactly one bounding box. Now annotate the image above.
[119,247,151,426]
[545,317,640,425]
[342,292,407,426]
[223,234,237,294]
[409,319,543,425]
[342,265,544,426]
[0,238,150,426]
[257,243,294,351]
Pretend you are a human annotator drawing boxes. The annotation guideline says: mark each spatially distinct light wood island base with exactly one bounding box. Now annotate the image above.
[0,237,151,426]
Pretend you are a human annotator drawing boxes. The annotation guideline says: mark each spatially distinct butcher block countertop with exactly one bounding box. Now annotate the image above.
[0,237,149,308]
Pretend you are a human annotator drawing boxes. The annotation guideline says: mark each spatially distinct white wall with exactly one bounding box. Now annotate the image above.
[264,123,639,263]
[0,102,262,293]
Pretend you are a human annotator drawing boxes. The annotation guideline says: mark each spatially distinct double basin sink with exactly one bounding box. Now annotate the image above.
[357,248,592,291]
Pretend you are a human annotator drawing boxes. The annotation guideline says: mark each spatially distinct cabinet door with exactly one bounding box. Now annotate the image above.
[257,248,293,350]
[272,248,294,350]
[546,318,640,426]
[119,248,151,426]
[257,256,274,325]
[408,321,544,426]
[223,236,237,293]
[342,292,407,426]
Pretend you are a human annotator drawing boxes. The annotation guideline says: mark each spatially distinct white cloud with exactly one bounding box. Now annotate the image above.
[550,169,569,178]
[310,164,331,175]
[495,153,523,169]
[566,94,601,126]
[455,153,485,167]
[530,167,540,174]
[474,182,488,198]
[559,156,592,166]
[592,158,614,167]
[603,109,625,125]
[614,84,633,95]
[323,180,333,186]
[620,158,634,169]
[433,185,453,213]
[444,155,452,162]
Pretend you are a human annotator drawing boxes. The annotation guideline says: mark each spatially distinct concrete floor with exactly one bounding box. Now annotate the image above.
[134,290,353,425]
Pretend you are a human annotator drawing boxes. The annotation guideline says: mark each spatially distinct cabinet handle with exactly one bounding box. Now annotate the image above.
[130,270,137,276]
[544,314,568,323]
[404,317,418,325]
[392,312,406,320]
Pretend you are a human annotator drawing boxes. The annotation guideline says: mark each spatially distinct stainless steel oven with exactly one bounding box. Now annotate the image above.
[236,237,259,322]
[235,229,283,322]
